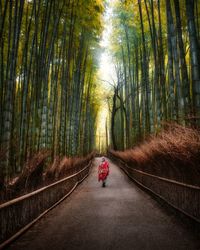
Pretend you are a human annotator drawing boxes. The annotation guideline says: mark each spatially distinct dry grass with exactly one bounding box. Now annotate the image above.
[44,156,62,182]
[0,151,95,203]
[0,150,50,201]
[44,152,94,182]
[110,124,200,186]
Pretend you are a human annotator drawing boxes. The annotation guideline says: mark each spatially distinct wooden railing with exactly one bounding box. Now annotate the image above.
[0,161,92,247]
[108,153,200,223]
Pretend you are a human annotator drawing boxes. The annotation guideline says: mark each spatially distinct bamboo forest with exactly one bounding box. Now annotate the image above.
[1,0,200,248]
[0,0,200,203]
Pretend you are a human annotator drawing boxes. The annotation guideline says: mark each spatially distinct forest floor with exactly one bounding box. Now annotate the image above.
[7,158,200,250]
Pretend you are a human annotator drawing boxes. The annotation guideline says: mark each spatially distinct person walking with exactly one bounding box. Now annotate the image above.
[98,157,109,187]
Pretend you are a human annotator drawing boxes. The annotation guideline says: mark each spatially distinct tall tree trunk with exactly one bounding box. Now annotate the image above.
[185,0,200,125]
[138,0,150,134]
[157,0,167,121]
[174,0,191,120]
[166,0,176,121]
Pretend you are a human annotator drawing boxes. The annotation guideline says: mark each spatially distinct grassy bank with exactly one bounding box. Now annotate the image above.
[110,124,200,186]
[0,152,95,203]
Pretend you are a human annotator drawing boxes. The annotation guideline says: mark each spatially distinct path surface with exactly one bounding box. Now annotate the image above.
[8,158,199,250]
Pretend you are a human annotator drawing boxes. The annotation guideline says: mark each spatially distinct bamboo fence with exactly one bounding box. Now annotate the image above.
[0,161,92,247]
[108,152,200,223]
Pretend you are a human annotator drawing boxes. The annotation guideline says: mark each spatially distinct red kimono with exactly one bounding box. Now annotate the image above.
[98,161,109,182]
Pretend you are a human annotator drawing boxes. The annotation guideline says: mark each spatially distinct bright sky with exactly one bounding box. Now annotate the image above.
[99,3,116,86]
[96,2,116,152]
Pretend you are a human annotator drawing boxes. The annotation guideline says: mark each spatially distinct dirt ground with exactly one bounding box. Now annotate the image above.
[8,158,200,250]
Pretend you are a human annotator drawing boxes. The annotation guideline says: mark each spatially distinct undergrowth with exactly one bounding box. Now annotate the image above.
[110,124,200,186]
[0,151,95,203]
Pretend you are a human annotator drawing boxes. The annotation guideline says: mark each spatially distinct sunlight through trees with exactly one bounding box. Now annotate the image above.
[0,0,104,179]
[103,0,200,151]
[0,0,200,179]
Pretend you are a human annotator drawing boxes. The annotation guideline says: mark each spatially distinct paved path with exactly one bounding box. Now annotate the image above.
[8,158,199,250]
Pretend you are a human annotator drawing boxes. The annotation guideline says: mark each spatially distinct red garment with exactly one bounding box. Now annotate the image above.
[98,161,109,181]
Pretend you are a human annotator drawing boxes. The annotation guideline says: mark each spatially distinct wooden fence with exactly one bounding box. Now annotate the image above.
[108,152,200,223]
[0,161,92,248]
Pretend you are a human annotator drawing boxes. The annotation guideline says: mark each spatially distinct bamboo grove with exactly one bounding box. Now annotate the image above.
[108,0,200,151]
[0,0,104,178]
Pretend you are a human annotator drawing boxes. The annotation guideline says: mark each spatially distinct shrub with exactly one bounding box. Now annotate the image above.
[110,124,200,185]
